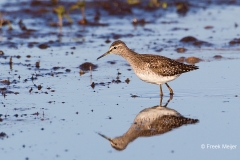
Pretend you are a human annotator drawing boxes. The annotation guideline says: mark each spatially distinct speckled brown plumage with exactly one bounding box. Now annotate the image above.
[138,54,198,76]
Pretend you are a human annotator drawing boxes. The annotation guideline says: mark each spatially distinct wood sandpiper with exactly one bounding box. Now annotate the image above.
[97,40,199,96]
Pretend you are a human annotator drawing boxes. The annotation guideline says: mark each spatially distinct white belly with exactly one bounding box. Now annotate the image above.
[136,72,180,85]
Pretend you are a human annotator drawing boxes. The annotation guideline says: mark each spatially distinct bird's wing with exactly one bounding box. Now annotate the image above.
[140,54,198,76]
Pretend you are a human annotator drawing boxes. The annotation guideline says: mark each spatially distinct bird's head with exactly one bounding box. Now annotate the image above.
[97,40,127,60]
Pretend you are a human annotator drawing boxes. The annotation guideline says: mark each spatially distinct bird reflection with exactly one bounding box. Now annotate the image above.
[98,96,199,151]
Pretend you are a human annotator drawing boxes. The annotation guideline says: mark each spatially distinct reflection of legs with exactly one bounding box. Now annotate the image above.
[165,83,174,95]
[160,84,163,96]
[160,94,173,107]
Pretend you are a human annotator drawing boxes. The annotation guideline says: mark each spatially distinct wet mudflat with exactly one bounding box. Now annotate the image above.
[0,0,240,160]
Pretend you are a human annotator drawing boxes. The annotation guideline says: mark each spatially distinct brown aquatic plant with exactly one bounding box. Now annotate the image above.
[91,82,95,89]
[125,78,130,84]
[1,80,10,85]
[79,69,85,76]
[50,0,58,5]
[29,87,33,93]
[149,0,161,7]
[9,56,12,70]
[127,0,141,5]
[175,47,187,53]
[38,85,42,90]
[185,56,202,64]
[36,61,40,68]
[53,5,72,27]
[70,1,87,24]
[0,12,12,30]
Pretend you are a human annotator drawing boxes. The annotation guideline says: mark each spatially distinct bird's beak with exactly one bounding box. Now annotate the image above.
[97,50,111,60]
[97,132,113,143]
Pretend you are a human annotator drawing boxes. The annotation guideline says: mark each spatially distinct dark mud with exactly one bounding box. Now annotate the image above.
[180,36,212,47]
[0,0,239,50]
[79,62,98,71]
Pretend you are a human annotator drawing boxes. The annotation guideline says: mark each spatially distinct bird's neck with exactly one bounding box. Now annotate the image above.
[118,49,139,64]
[113,125,140,147]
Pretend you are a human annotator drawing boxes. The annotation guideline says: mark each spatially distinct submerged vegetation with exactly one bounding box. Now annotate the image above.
[51,1,87,27]
[70,1,87,25]
[53,5,72,27]
[0,12,12,30]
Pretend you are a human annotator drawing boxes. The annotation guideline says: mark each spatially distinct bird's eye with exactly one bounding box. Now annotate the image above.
[113,46,117,49]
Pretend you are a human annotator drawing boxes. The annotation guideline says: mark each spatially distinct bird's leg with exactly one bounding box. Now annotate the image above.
[160,84,163,96]
[165,83,174,95]
[160,94,163,106]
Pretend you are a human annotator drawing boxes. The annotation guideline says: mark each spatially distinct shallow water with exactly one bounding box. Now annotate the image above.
[0,1,240,160]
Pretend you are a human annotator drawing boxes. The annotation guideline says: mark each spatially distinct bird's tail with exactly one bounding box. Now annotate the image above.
[180,63,199,73]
